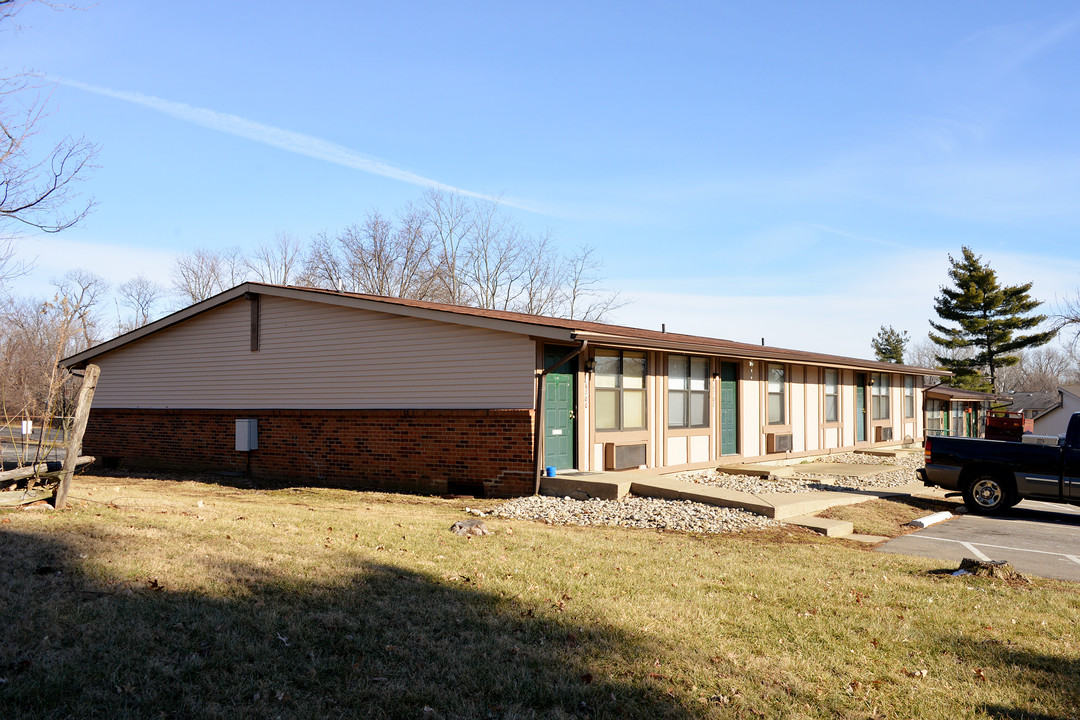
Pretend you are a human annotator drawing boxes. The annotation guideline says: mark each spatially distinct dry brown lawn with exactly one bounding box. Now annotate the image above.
[1,472,1077,719]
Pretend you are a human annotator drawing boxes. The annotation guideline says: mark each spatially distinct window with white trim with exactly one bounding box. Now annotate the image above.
[668,355,709,429]
[595,349,647,431]
[767,364,786,425]
[824,368,839,423]
[904,376,915,418]
[871,373,890,420]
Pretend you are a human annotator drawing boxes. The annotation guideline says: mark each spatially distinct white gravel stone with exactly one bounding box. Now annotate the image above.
[680,452,924,493]
[484,452,923,535]
[487,495,780,534]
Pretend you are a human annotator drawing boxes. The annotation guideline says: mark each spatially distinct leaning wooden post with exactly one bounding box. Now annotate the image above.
[54,364,100,510]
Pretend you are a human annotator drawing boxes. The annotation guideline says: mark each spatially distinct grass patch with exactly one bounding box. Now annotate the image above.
[1,473,1077,719]
[819,495,964,539]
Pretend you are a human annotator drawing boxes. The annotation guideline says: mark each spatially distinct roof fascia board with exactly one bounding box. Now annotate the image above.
[573,332,948,376]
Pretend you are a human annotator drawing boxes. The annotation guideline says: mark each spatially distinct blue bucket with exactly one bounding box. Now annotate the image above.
[544,466,557,478]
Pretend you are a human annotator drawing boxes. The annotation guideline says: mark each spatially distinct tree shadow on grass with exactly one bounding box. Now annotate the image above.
[0,528,704,720]
[944,635,1080,720]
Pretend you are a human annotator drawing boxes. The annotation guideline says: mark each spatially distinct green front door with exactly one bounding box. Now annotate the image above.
[855,373,867,443]
[544,348,576,470]
[720,361,738,456]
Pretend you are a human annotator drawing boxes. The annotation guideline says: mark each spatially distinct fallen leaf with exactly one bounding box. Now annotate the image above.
[581,673,593,684]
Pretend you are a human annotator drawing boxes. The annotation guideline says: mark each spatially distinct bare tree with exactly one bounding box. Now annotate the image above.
[560,245,624,322]
[245,233,304,285]
[996,345,1080,392]
[300,230,347,291]
[301,189,624,321]
[424,188,474,305]
[516,230,565,317]
[0,266,104,464]
[465,198,528,310]
[54,268,106,348]
[116,274,164,332]
[301,208,438,299]
[1056,292,1080,348]
[170,248,229,305]
[0,5,99,288]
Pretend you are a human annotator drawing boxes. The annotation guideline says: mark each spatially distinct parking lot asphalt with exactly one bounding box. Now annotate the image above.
[878,500,1080,582]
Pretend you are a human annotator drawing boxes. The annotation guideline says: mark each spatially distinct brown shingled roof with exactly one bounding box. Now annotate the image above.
[62,282,950,377]
[287,284,948,376]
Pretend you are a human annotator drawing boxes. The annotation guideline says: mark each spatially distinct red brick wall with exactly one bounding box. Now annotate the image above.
[82,408,537,497]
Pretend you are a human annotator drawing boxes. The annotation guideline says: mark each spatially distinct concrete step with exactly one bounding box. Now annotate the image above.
[786,514,853,537]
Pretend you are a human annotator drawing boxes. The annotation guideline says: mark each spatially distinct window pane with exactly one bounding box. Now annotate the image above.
[767,365,784,392]
[825,395,838,423]
[768,393,784,425]
[668,355,687,391]
[595,352,620,388]
[595,390,618,430]
[690,358,709,391]
[690,392,708,427]
[623,352,646,389]
[668,390,686,428]
[623,390,646,429]
[825,369,838,394]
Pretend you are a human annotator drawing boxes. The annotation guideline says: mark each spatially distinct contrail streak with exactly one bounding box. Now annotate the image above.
[45,75,532,210]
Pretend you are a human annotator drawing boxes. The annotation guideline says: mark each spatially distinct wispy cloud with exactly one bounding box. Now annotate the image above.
[44,75,537,212]
[960,12,1080,75]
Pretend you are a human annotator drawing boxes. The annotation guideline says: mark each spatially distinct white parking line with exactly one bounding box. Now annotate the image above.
[959,541,991,561]
[917,535,1077,562]
[1023,500,1080,514]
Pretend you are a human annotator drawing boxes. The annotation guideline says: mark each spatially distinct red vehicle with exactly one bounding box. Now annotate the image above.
[984,410,1026,442]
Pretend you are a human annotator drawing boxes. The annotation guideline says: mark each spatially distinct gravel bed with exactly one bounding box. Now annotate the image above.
[485,495,780,534]
[681,452,924,494]
[483,451,924,534]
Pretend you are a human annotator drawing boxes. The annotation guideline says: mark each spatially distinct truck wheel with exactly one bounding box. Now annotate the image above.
[962,473,1013,515]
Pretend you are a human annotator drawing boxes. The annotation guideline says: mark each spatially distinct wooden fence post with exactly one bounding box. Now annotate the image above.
[54,364,100,510]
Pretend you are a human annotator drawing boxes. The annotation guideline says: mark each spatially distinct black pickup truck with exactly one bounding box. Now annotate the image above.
[919,412,1080,515]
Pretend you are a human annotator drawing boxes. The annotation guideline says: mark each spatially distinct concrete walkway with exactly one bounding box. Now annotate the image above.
[541,467,932,539]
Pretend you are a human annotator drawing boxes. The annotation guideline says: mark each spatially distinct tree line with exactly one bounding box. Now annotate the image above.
[0,189,623,422]
[169,189,621,322]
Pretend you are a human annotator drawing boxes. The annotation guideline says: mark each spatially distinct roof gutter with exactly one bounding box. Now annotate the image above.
[570,332,950,377]
[533,340,588,495]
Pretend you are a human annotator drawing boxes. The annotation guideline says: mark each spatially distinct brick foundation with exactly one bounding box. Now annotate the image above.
[82,408,537,497]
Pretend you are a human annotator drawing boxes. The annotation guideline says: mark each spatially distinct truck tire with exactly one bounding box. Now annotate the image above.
[961,472,1014,515]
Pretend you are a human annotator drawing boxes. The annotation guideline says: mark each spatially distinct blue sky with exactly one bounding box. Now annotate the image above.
[4,1,1080,358]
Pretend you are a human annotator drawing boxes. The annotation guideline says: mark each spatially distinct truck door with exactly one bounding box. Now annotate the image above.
[1065,444,1080,501]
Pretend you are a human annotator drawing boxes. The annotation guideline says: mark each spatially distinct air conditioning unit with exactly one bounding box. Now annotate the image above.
[767,433,793,453]
[875,426,894,442]
[604,442,646,470]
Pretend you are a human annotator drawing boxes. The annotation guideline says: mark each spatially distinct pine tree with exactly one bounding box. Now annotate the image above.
[929,246,1056,391]
[871,325,909,363]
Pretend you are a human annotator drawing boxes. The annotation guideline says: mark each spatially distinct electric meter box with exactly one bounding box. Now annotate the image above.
[235,419,258,452]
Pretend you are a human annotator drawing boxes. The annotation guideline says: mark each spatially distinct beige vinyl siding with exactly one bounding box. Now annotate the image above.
[91,295,536,409]
[739,360,761,457]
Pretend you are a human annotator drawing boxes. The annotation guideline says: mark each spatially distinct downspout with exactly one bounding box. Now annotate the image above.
[533,340,588,495]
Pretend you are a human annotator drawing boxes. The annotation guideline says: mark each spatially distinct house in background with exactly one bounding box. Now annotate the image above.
[923,384,1012,438]
[1005,390,1059,426]
[1032,386,1080,436]
[61,283,947,497]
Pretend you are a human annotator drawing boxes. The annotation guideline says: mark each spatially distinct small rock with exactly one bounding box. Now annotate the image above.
[450,518,491,537]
